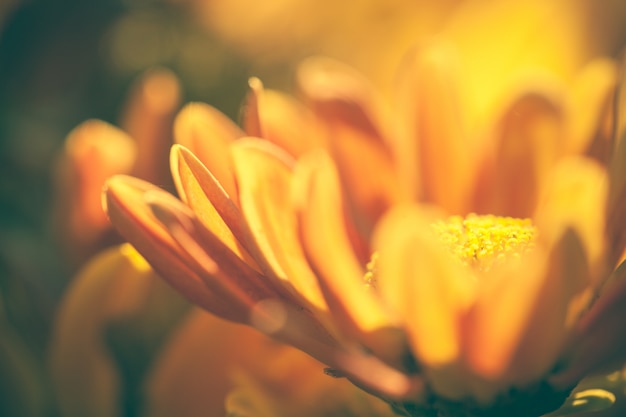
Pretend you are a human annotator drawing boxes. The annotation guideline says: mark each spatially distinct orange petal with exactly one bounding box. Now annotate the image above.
[294,151,407,367]
[298,56,405,237]
[53,120,136,262]
[465,228,589,383]
[534,157,608,280]
[173,102,244,205]
[397,42,473,215]
[476,91,564,217]
[566,58,616,156]
[243,77,324,157]
[103,175,257,322]
[372,205,476,368]
[121,68,181,189]
[144,309,271,417]
[230,138,328,314]
[170,144,260,272]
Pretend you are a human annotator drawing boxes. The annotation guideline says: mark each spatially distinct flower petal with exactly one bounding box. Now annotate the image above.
[173,102,244,204]
[230,138,328,315]
[475,91,564,217]
[465,229,589,385]
[243,77,324,157]
[294,150,407,368]
[122,68,181,189]
[534,157,608,280]
[298,56,406,237]
[372,205,476,368]
[170,144,260,272]
[103,175,254,321]
[394,42,474,214]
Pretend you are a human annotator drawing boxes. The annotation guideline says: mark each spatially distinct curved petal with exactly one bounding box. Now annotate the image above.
[51,244,180,417]
[122,68,181,189]
[173,102,244,204]
[243,77,324,157]
[533,157,608,280]
[475,91,564,217]
[372,205,477,369]
[294,151,407,367]
[298,56,406,237]
[566,58,616,157]
[103,175,264,322]
[465,228,589,385]
[230,138,328,314]
[143,309,275,417]
[170,144,260,272]
[394,42,473,215]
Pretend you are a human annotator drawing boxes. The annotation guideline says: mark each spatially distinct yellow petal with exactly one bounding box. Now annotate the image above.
[534,157,608,279]
[230,138,327,314]
[50,245,158,417]
[476,91,564,218]
[396,42,473,214]
[507,229,589,384]
[173,102,244,204]
[465,228,589,385]
[244,77,324,157]
[144,309,274,417]
[121,68,181,189]
[103,175,252,321]
[294,150,406,367]
[566,58,617,156]
[298,56,405,236]
[170,144,261,272]
[372,205,476,367]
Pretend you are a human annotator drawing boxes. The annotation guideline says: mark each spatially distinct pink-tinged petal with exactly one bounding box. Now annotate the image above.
[230,139,328,314]
[550,262,626,389]
[533,157,608,280]
[294,151,407,368]
[243,77,324,157]
[298,56,406,237]
[170,144,260,272]
[397,42,474,215]
[121,68,181,189]
[475,91,564,218]
[173,102,244,205]
[372,205,477,368]
[465,229,588,384]
[103,175,263,322]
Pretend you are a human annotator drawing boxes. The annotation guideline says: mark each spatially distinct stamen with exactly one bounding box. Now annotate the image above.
[431,214,536,271]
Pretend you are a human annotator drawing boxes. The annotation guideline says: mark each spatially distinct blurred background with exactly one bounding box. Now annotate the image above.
[3,0,626,416]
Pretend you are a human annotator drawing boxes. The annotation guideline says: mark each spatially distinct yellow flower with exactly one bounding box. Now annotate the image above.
[102,42,626,417]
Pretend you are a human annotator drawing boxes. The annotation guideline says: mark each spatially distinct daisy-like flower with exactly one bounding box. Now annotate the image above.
[103,40,626,416]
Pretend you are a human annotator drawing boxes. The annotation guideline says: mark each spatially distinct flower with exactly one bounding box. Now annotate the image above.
[102,37,626,417]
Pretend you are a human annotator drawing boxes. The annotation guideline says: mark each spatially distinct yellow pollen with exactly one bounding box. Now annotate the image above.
[431,214,536,271]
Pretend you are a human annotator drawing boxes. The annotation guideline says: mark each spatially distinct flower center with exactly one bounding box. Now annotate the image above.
[431,214,536,272]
